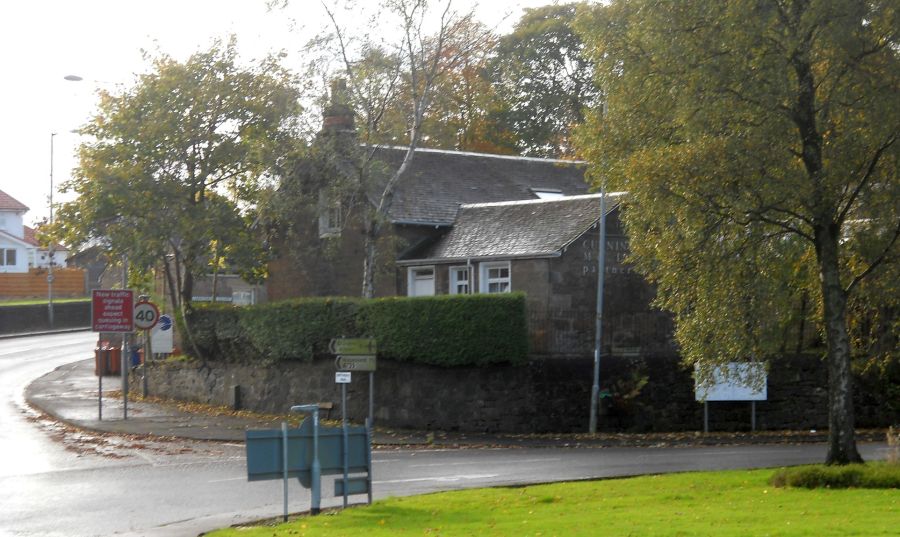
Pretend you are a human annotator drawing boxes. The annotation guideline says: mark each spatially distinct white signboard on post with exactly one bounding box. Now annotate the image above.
[695,362,767,402]
[150,314,175,354]
[335,371,352,384]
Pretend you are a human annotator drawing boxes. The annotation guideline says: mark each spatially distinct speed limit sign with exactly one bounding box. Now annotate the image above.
[134,301,160,330]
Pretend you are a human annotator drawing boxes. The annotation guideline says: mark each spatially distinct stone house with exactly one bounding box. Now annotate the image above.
[396,193,674,357]
[268,142,673,357]
[267,146,594,300]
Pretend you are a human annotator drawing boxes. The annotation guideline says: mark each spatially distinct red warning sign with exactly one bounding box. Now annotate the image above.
[92,290,135,333]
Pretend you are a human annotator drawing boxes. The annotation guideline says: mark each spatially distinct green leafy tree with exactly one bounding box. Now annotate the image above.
[281,0,492,298]
[56,40,301,323]
[491,2,600,158]
[577,0,899,464]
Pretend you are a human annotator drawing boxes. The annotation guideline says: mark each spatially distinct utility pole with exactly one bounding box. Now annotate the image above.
[589,183,608,434]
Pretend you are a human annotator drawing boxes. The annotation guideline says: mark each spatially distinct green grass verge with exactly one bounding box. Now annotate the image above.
[0,297,90,306]
[208,467,899,537]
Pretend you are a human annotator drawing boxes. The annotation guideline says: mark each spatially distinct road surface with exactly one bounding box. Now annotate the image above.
[0,332,888,537]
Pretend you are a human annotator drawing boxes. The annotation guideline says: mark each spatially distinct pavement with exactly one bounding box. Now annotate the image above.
[26,358,889,450]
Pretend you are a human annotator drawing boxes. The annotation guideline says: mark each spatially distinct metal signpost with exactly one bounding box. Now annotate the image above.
[91,289,134,420]
[133,297,160,397]
[695,362,768,432]
[245,407,372,520]
[330,338,377,427]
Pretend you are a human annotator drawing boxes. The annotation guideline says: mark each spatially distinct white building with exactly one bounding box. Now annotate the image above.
[0,190,68,273]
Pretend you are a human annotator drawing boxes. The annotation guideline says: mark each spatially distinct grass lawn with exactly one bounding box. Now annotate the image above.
[208,467,899,537]
[0,297,90,306]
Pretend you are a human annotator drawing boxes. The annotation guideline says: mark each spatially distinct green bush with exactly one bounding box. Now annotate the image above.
[187,293,527,366]
[770,463,900,489]
[360,293,529,366]
[240,298,360,361]
[185,304,244,359]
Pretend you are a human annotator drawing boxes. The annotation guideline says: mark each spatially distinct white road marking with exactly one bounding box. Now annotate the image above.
[374,473,498,484]
[207,476,246,483]
[408,457,560,468]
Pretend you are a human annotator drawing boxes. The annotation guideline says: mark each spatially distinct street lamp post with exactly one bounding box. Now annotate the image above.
[48,133,56,329]
[589,181,608,434]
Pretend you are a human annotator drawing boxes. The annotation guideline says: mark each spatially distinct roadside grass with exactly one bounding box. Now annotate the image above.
[0,297,90,306]
[207,467,899,537]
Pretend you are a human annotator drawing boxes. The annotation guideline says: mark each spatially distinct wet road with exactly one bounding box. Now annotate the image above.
[0,333,889,537]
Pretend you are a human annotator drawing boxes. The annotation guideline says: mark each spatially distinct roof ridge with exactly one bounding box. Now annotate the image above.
[374,145,587,165]
[0,189,30,212]
[462,192,627,209]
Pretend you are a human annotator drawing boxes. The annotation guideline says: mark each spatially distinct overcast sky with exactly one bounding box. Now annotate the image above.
[0,0,555,227]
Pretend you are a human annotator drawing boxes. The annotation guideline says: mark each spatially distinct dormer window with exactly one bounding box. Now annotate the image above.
[318,190,342,238]
[530,187,564,200]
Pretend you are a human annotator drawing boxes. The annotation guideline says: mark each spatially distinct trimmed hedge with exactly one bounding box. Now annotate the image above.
[186,293,528,367]
[361,293,528,366]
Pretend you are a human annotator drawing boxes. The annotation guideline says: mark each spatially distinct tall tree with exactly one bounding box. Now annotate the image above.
[577,0,899,464]
[56,40,301,318]
[294,0,493,297]
[491,2,599,158]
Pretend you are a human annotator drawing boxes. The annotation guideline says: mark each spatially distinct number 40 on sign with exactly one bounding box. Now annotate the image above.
[134,301,160,330]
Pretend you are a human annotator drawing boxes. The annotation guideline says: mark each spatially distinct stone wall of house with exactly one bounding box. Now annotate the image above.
[0,301,91,335]
[138,353,897,433]
[268,216,442,300]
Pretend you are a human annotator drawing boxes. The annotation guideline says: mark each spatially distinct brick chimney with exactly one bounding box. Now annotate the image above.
[322,79,355,133]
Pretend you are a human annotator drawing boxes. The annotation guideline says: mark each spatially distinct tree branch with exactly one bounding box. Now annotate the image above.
[845,218,900,295]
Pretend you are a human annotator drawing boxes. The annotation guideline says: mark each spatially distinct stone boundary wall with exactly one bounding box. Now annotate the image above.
[0,301,91,335]
[139,354,897,433]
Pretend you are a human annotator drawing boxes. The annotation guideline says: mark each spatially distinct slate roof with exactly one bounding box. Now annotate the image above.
[400,193,625,263]
[369,147,590,225]
[0,189,29,212]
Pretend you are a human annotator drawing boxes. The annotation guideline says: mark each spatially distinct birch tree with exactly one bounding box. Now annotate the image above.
[577,0,899,464]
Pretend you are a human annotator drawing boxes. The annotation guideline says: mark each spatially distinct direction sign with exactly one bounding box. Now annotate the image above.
[335,372,352,384]
[92,290,135,333]
[329,338,376,356]
[335,355,377,372]
[134,301,160,330]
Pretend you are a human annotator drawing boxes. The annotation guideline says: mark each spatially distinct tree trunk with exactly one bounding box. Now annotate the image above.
[817,228,863,465]
[361,216,377,299]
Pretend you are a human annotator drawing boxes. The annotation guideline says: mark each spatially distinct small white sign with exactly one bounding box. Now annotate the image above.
[335,371,352,384]
[695,362,767,402]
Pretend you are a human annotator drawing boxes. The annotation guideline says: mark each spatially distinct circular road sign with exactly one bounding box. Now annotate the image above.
[134,301,160,330]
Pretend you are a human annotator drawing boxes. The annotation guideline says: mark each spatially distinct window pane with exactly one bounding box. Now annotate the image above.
[5,249,15,266]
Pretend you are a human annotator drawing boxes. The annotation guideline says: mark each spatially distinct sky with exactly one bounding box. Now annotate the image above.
[0,0,555,227]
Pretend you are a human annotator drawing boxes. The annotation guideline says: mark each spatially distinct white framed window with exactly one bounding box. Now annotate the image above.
[318,191,342,238]
[1,248,16,266]
[407,266,435,297]
[480,261,511,293]
[449,266,470,295]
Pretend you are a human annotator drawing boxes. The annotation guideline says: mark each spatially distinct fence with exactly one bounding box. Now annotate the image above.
[0,268,85,298]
